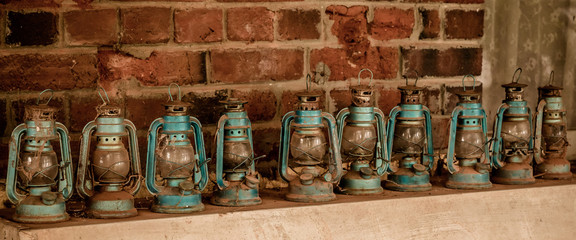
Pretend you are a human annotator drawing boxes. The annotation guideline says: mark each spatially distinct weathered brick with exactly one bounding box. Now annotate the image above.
[310,47,398,81]
[252,127,281,179]
[175,8,222,43]
[64,9,117,46]
[330,89,352,115]
[402,0,483,3]
[445,83,482,114]
[68,94,101,132]
[376,87,401,115]
[98,50,205,87]
[126,95,167,130]
[211,49,303,83]
[402,48,482,77]
[370,7,414,41]
[227,7,274,42]
[280,90,326,116]
[231,89,277,122]
[6,11,58,46]
[10,97,66,126]
[277,9,320,41]
[422,87,442,115]
[217,0,302,2]
[445,10,484,39]
[121,7,170,44]
[0,98,6,137]
[182,90,228,125]
[419,9,440,39]
[0,141,8,178]
[0,0,61,8]
[326,5,369,58]
[0,54,98,91]
[116,0,201,1]
[431,116,450,150]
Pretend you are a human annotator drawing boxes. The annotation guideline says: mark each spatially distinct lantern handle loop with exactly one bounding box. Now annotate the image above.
[548,71,555,85]
[357,68,374,86]
[37,89,54,105]
[306,74,312,92]
[168,83,182,101]
[462,74,476,91]
[512,68,522,83]
[403,70,419,86]
[97,86,111,105]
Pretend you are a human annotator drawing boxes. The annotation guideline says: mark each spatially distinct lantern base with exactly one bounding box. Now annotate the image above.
[87,190,138,219]
[152,190,204,214]
[492,162,535,185]
[446,166,492,190]
[13,193,69,224]
[286,177,336,202]
[384,168,431,192]
[536,158,572,180]
[211,182,262,207]
[338,170,383,195]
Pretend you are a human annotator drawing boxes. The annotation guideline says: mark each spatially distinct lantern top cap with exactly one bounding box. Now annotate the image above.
[297,74,323,97]
[219,97,247,106]
[25,89,58,121]
[95,87,122,117]
[164,83,190,114]
[538,71,563,91]
[456,74,480,96]
[502,68,528,88]
[399,72,426,91]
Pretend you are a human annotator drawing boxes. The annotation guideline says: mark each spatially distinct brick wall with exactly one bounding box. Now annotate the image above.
[0,0,484,181]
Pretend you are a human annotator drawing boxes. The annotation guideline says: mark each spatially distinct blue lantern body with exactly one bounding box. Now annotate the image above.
[491,69,535,184]
[279,91,343,202]
[336,81,389,195]
[146,88,209,213]
[446,76,492,189]
[76,90,142,219]
[534,73,572,179]
[385,82,434,192]
[6,91,73,223]
[211,98,262,206]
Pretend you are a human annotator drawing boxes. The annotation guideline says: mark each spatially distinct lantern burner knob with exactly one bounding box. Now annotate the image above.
[300,173,315,185]
[41,191,57,205]
[245,175,260,189]
[359,167,373,179]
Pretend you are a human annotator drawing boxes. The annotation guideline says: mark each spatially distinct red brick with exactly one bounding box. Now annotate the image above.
[211,49,303,83]
[0,0,61,8]
[64,9,117,46]
[402,48,482,77]
[431,116,450,150]
[231,89,277,122]
[0,98,6,137]
[0,54,98,91]
[310,47,398,81]
[376,87,401,115]
[98,50,205,87]
[175,8,223,43]
[182,90,228,125]
[227,7,274,42]
[277,9,320,41]
[280,90,326,116]
[370,8,414,41]
[445,10,484,39]
[121,7,170,44]
[445,83,482,114]
[330,89,352,115]
[419,9,440,39]
[69,94,101,132]
[126,95,167,130]
[6,11,58,46]
[326,5,369,57]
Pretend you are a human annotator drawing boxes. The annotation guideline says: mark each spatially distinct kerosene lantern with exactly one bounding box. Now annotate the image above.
[279,75,342,202]
[446,75,491,189]
[336,69,388,195]
[146,84,209,213]
[491,68,535,184]
[534,71,572,179]
[6,89,73,223]
[385,74,434,192]
[76,88,142,218]
[212,98,263,206]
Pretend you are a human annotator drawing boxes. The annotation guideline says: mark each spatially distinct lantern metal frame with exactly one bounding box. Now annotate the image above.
[534,71,572,179]
[279,75,343,202]
[146,84,209,213]
[336,69,389,195]
[6,89,73,223]
[491,68,535,184]
[446,75,492,189]
[76,88,142,219]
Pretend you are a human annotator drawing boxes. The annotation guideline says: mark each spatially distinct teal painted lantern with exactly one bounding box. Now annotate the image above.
[279,75,343,202]
[146,84,209,213]
[76,88,142,218]
[211,98,263,206]
[336,69,389,195]
[6,89,73,223]
[492,68,535,184]
[385,74,434,192]
[446,75,492,189]
[534,71,572,179]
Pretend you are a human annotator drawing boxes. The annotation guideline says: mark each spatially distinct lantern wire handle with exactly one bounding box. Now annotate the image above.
[168,83,182,101]
[357,68,374,86]
[462,74,476,92]
[97,86,111,105]
[548,71,555,85]
[512,68,522,83]
[403,70,419,86]
[306,74,312,92]
[37,89,54,105]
